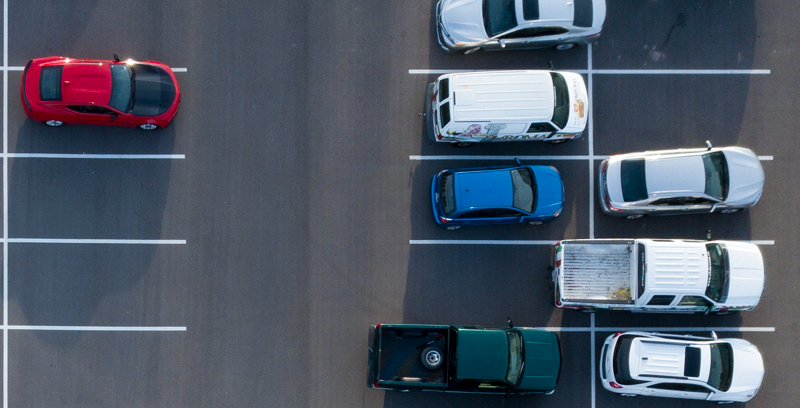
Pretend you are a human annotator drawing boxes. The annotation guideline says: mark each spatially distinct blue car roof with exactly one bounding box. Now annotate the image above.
[455,169,513,210]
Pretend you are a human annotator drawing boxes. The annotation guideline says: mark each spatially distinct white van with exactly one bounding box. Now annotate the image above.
[425,70,588,146]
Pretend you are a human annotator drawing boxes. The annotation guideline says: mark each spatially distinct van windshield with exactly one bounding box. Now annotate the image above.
[705,244,728,302]
[505,331,524,385]
[550,72,569,130]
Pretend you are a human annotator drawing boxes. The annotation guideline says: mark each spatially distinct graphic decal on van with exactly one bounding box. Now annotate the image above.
[573,100,585,118]
[463,124,482,138]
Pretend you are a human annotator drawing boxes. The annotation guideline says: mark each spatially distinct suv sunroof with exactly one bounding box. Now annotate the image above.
[522,0,539,20]
[684,346,701,377]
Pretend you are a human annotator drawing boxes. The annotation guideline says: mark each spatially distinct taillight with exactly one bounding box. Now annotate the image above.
[613,332,623,338]
[555,299,562,307]
[439,216,450,224]
[375,323,381,328]
[553,207,563,218]
[609,382,622,389]
[587,32,601,38]
[432,89,438,102]
[555,259,561,268]
[373,381,380,388]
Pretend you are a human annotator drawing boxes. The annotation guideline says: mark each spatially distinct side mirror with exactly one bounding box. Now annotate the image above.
[507,317,514,328]
[109,113,118,122]
[499,39,506,48]
[705,229,712,241]
[711,331,718,340]
[113,53,121,62]
[709,204,717,213]
[514,158,521,165]
[705,140,713,150]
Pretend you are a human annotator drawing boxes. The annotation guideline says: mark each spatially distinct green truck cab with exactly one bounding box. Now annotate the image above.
[368,323,561,394]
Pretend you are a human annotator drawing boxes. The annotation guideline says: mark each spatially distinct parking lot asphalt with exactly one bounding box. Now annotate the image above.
[2,0,799,407]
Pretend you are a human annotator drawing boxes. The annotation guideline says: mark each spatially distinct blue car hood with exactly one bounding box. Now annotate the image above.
[531,166,564,216]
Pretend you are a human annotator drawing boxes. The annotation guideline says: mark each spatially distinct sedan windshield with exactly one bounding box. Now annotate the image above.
[505,331,524,385]
[109,64,133,113]
[705,244,728,302]
[483,0,517,37]
[707,343,734,392]
[703,152,729,201]
[510,168,536,213]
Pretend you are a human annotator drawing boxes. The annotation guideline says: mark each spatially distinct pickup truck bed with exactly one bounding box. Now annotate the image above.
[375,326,447,385]
[560,241,633,302]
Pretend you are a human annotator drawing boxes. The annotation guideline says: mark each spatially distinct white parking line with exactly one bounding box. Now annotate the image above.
[588,44,595,240]
[7,238,186,245]
[409,69,771,75]
[7,325,186,332]
[411,240,774,245]
[3,0,8,406]
[8,153,185,160]
[531,326,775,332]
[590,313,596,408]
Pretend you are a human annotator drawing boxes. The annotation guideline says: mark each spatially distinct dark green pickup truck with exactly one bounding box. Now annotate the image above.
[368,323,561,394]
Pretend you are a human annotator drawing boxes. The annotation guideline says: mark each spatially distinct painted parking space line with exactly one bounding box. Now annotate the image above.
[7,238,186,245]
[8,325,186,332]
[8,153,185,159]
[531,326,775,332]
[411,240,774,245]
[410,69,771,75]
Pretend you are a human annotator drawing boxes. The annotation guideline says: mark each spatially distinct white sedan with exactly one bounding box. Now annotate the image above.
[599,142,765,219]
[600,332,764,403]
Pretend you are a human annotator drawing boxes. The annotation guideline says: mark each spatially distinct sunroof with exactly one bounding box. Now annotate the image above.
[522,0,539,20]
[684,347,701,377]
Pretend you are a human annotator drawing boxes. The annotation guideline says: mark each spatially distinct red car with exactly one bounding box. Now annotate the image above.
[21,55,180,130]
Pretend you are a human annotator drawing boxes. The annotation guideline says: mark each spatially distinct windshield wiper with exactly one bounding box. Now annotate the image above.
[126,66,136,113]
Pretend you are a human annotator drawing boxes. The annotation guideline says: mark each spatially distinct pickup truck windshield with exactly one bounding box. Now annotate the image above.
[705,244,728,302]
[505,331,524,385]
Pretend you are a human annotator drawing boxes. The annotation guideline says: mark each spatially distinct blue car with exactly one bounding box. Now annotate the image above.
[431,160,565,230]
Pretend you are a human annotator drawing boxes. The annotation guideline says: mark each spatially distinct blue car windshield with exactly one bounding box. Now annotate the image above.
[510,168,536,213]
[483,0,517,37]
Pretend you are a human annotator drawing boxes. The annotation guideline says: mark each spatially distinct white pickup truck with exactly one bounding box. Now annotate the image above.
[549,239,764,314]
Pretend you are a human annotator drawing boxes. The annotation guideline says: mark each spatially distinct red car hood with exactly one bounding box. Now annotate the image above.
[60,63,112,105]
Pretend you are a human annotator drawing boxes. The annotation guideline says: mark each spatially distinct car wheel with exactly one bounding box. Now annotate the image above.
[44,120,64,127]
[580,307,596,313]
[139,124,159,131]
[462,47,482,55]
[555,43,576,51]
[453,141,473,147]
[720,209,740,214]
[529,221,544,226]
[547,138,568,144]
[445,225,460,230]
[420,346,444,371]
[626,214,644,220]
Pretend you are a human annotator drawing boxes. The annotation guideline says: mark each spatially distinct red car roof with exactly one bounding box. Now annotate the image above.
[59,62,112,105]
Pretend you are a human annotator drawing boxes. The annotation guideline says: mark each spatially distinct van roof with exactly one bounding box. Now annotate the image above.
[643,240,707,294]
[448,71,555,123]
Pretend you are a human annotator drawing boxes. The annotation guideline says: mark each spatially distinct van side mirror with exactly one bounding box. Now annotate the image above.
[507,317,514,328]
[705,140,713,150]
[499,39,506,48]
[711,331,718,340]
[514,158,521,165]
[705,230,712,241]
[709,204,717,213]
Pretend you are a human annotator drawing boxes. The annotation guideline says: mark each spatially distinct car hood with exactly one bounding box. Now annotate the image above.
[441,0,489,43]
[131,63,178,117]
[728,340,764,393]
[721,241,764,307]
[723,147,764,205]
[560,72,588,133]
[531,166,565,216]
[61,63,112,105]
[516,329,560,391]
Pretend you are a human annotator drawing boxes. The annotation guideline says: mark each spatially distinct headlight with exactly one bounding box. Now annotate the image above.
[553,207,563,217]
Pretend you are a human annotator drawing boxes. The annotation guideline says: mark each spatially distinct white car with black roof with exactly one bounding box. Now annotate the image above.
[600,331,764,403]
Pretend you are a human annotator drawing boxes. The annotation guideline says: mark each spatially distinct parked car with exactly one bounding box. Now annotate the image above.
[432,160,564,229]
[21,55,181,130]
[550,238,764,314]
[369,322,561,394]
[425,70,588,146]
[436,0,606,54]
[599,143,765,219]
[600,331,764,403]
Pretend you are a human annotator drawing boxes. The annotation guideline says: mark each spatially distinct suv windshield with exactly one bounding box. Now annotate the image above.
[705,244,728,302]
[441,173,457,217]
[620,159,648,202]
[703,152,729,201]
[550,73,569,130]
[483,0,517,37]
[613,336,639,384]
[109,64,133,112]
[505,331,524,385]
[707,343,734,391]
[510,168,536,213]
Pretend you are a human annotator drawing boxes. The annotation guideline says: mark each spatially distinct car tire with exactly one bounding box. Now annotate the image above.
[44,120,64,127]
[421,346,444,371]
[529,221,544,226]
[462,47,482,55]
[547,138,568,144]
[453,141,473,147]
[445,225,460,230]
[626,214,644,220]
[555,43,576,51]
[720,209,740,214]
[713,310,739,316]
[139,124,159,131]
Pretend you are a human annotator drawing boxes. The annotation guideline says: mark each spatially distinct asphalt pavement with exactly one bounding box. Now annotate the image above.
[2,0,799,407]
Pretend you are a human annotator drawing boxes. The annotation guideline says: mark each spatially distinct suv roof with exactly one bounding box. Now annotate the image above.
[631,339,707,380]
